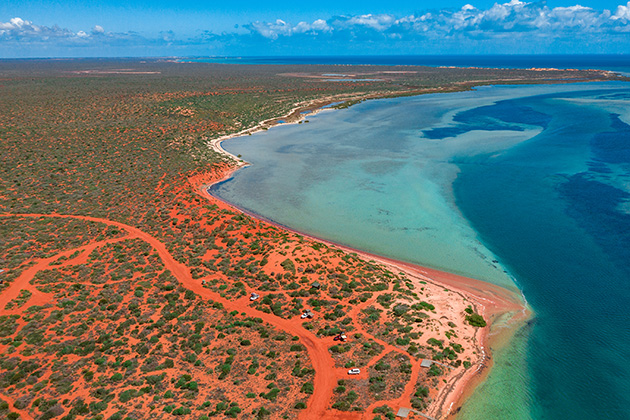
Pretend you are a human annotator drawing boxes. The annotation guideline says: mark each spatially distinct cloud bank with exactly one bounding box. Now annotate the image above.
[2,1,630,57]
[246,1,630,40]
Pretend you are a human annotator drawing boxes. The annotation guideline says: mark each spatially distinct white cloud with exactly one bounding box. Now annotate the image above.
[612,1,630,21]
[0,17,76,40]
[248,19,293,39]
[344,14,396,31]
[3,2,630,55]
[0,17,154,47]
[249,17,335,38]
[244,1,630,40]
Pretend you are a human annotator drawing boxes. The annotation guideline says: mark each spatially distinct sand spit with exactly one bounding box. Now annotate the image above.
[193,162,528,419]
[208,87,464,164]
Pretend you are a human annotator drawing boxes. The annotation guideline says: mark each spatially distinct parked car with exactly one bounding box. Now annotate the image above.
[300,310,314,319]
[249,293,260,301]
[347,368,361,375]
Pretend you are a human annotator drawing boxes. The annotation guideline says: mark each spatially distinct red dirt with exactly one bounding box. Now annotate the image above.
[0,236,132,316]
[191,166,526,418]
[0,166,525,420]
[1,212,372,419]
[0,393,35,420]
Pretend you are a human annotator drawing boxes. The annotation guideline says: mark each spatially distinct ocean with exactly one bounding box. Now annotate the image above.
[181,54,630,75]
[209,58,630,419]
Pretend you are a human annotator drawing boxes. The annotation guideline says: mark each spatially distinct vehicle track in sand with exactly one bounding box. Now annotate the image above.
[1,213,424,419]
[345,285,428,419]
[0,235,132,316]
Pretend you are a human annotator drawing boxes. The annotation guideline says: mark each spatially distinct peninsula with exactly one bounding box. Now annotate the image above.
[0,59,621,420]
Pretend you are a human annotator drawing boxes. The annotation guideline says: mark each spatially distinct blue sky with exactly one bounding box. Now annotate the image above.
[1,0,630,57]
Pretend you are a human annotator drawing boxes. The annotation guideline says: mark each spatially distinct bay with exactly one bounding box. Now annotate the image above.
[211,81,630,419]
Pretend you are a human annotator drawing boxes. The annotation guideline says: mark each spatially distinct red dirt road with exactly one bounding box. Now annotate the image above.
[3,213,403,419]
[0,236,132,316]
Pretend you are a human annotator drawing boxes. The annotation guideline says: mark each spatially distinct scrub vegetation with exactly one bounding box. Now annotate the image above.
[0,59,619,419]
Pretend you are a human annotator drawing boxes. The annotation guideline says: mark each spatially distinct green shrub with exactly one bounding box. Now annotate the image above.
[374,361,390,371]
[415,301,435,311]
[225,406,241,418]
[172,407,192,415]
[428,364,442,377]
[257,407,271,418]
[261,388,280,401]
[392,304,409,316]
[119,389,139,403]
[300,382,314,394]
[427,338,443,348]
[280,259,296,274]
[465,314,487,327]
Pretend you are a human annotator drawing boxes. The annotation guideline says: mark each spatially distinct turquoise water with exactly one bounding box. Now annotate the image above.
[211,82,630,419]
[181,55,630,73]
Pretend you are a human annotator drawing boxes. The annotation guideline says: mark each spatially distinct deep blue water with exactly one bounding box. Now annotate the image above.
[182,54,630,72]
[452,90,630,419]
[212,81,630,419]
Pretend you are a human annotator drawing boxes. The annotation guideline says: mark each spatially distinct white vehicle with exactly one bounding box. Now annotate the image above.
[347,368,361,375]
[249,293,260,301]
[300,310,314,319]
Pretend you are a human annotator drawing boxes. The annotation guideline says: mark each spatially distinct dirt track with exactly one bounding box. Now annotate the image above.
[1,212,428,419]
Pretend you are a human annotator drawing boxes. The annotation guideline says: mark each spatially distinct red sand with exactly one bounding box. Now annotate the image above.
[0,165,526,419]
[192,164,528,418]
[1,211,397,420]
[0,394,34,420]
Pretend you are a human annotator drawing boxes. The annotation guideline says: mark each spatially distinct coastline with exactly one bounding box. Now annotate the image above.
[207,84,497,162]
[3,58,628,420]
[208,68,625,165]
[302,239,530,419]
[191,158,529,419]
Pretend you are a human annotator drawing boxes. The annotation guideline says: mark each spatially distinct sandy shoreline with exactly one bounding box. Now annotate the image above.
[193,152,528,418]
[207,86,470,163]
[209,94,366,161]
[199,89,536,418]
[261,222,529,419]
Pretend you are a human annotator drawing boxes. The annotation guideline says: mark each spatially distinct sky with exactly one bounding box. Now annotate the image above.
[1,0,630,57]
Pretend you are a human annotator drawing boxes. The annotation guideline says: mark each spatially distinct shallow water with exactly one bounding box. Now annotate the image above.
[211,82,630,419]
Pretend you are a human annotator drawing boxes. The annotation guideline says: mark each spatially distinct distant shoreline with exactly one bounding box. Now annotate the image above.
[201,73,625,417]
[200,81,537,413]
[173,54,630,71]
[208,68,622,164]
